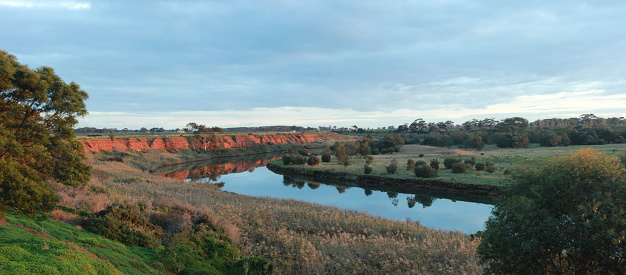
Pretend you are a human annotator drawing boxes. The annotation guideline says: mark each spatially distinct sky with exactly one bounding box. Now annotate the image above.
[2,0,626,129]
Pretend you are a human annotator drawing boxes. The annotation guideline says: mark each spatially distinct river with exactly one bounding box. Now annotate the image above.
[156,153,494,234]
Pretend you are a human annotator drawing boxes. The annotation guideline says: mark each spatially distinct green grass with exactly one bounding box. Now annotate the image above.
[280,143,626,187]
[0,215,162,275]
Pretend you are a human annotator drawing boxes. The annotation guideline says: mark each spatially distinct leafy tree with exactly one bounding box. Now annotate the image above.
[386,160,398,174]
[478,149,626,274]
[0,50,91,217]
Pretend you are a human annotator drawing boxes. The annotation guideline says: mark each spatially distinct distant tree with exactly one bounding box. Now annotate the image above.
[0,50,91,218]
[479,149,626,274]
[140,127,148,133]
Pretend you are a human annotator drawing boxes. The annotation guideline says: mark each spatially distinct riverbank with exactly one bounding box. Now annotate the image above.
[41,148,484,274]
[267,161,502,200]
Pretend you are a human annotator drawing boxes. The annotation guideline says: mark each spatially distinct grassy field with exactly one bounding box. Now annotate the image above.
[289,143,626,187]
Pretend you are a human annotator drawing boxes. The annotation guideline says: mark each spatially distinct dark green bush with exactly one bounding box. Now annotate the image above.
[364,165,373,174]
[321,153,331,162]
[365,155,374,165]
[451,162,467,174]
[475,162,485,171]
[430,158,440,170]
[414,164,437,178]
[307,155,320,166]
[81,204,161,248]
[443,157,461,169]
[386,160,398,174]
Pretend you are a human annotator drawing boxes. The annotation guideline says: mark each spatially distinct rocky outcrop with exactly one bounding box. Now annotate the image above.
[80,132,344,153]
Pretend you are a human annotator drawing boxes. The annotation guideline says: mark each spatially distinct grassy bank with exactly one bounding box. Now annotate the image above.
[37,148,483,274]
[285,143,626,187]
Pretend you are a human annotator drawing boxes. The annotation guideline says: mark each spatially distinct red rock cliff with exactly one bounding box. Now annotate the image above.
[80,132,344,153]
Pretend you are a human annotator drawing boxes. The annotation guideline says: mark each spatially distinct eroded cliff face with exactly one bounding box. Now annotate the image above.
[80,132,342,153]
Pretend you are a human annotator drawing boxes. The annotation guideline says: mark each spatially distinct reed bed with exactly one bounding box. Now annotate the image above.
[73,150,483,274]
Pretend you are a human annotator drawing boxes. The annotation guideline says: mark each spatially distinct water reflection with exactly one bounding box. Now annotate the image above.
[156,152,282,182]
[157,155,494,233]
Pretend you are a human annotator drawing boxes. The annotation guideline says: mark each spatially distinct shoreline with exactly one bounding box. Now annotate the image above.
[267,161,504,202]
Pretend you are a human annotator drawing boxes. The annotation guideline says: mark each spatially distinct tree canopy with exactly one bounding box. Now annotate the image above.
[478,148,626,274]
[0,50,91,218]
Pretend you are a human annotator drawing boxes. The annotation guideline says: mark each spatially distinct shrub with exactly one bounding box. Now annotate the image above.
[475,162,485,171]
[451,162,467,174]
[81,204,161,248]
[365,155,374,165]
[364,165,373,174]
[443,157,461,169]
[464,156,476,166]
[430,159,440,170]
[478,149,626,274]
[406,159,415,171]
[282,154,293,165]
[307,156,320,166]
[386,160,398,174]
[322,153,331,162]
[418,153,424,158]
[414,164,437,178]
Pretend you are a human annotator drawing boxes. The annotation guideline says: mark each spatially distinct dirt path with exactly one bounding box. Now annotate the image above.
[399,144,474,155]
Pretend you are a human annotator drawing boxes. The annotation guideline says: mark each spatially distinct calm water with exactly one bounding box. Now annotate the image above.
[157,156,494,234]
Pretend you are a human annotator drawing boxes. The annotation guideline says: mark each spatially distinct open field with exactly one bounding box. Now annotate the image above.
[290,143,626,186]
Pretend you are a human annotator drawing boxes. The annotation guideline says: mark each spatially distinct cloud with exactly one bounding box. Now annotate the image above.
[3,1,626,128]
[78,89,626,129]
[0,0,89,10]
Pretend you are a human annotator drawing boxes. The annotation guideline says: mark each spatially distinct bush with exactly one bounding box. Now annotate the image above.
[475,162,485,171]
[282,154,293,165]
[451,162,467,174]
[321,153,331,162]
[478,149,626,274]
[465,156,476,166]
[81,204,161,248]
[443,157,461,169]
[406,159,415,171]
[418,153,424,158]
[307,156,320,166]
[386,160,398,174]
[414,164,437,178]
[364,165,373,174]
[365,155,374,165]
[430,159,440,170]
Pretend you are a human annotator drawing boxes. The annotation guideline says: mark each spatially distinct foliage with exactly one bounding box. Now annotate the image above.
[363,165,373,174]
[475,162,485,171]
[365,155,374,165]
[321,152,331,163]
[414,164,437,178]
[478,149,626,274]
[430,158,440,170]
[386,159,398,174]
[451,162,467,174]
[81,204,161,248]
[0,50,91,217]
[443,157,461,169]
[406,159,415,171]
[307,155,320,166]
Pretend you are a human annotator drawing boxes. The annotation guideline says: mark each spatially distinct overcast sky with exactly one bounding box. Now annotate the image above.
[2,0,626,129]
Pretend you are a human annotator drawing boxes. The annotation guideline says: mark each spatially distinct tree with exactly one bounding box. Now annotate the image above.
[478,149,626,274]
[0,50,91,217]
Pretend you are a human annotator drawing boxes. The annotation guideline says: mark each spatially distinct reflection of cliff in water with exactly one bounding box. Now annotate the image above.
[156,153,283,182]
[281,173,493,207]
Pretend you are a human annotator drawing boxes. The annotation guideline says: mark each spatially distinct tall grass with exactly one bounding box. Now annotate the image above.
[69,150,483,274]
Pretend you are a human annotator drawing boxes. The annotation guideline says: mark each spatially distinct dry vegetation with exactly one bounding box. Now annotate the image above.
[50,149,483,274]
